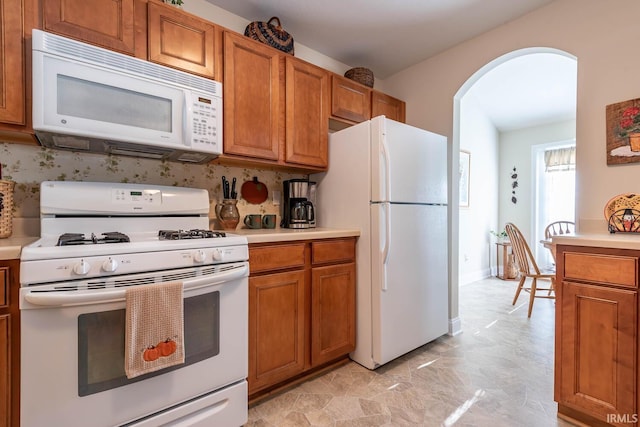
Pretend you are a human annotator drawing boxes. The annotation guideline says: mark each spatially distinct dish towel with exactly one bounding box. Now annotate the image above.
[125,281,185,379]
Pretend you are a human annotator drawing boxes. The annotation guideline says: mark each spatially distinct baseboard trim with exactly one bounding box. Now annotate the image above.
[448,316,462,336]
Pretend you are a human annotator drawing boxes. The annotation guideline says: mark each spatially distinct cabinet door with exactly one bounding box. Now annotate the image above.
[310,263,356,366]
[43,0,136,54]
[0,262,18,427]
[147,2,219,78]
[0,0,24,125]
[249,270,305,394]
[331,75,371,123]
[223,32,280,160]
[372,91,406,123]
[559,281,637,423]
[285,57,329,168]
[0,314,8,427]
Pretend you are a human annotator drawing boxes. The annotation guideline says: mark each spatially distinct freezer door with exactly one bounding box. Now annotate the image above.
[370,116,447,204]
[370,202,448,367]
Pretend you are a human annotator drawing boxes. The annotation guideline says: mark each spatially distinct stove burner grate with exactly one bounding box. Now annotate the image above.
[158,229,226,240]
[57,232,131,246]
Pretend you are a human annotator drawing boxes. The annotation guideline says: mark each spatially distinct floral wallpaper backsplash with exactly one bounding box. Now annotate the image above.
[0,142,305,227]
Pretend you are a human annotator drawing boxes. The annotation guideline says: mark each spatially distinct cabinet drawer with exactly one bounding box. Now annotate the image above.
[0,268,6,308]
[563,252,638,288]
[311,239,355,265]
[249,243,306,273]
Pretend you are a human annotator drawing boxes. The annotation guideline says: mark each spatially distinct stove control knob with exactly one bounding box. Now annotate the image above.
[73,260,91,275]
[102,257,119,272]
[194,250,206,263]
[212,248,224,261]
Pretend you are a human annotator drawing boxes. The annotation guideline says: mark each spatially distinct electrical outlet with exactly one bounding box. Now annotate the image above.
[272,190,281,206]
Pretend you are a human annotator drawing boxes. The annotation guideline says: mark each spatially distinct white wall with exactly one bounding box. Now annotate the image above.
[183,0,369,85]
[459,95,498,285]
[499,120,577,242]
[383,0,639,324]
[385,0,638,232]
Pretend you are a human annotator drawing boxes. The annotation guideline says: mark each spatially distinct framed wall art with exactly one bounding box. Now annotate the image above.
[459,150,470,207]
[606,98,640,165]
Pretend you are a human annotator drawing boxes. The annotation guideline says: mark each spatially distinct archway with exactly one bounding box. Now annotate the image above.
[448,48,577,334]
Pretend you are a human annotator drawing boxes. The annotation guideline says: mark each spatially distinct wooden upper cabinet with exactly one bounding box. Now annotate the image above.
[42,0,136,54]
[372,90,406,123]
[0,0,25,126]
[285,57,329,168]
[331,75,371,123]
[146,1,219,79]
[223,32,280,160]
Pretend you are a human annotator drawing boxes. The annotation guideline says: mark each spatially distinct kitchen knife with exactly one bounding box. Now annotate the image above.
[231,177,237,199]
[222,176,228,199]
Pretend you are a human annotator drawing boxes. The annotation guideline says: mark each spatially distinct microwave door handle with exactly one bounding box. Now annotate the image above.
[182,90,192,145]
[23,263,249,307]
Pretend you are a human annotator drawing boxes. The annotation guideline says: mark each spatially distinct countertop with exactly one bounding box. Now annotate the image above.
[231,227,360,244]
[0,228,360,260]
[0,236,38,260]
[552,232,640,250]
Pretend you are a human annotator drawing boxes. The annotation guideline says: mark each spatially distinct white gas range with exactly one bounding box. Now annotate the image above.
[20,181,249,427]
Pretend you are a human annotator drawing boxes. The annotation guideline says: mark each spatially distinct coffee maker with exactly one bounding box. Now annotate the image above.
[282,179,316,229]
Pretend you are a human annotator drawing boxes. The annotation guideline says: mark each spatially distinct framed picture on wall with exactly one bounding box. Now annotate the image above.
[459,150,470,207]
[606,97,640,165]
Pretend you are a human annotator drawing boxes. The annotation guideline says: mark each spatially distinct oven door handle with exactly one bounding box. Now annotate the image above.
[23,264,249,307]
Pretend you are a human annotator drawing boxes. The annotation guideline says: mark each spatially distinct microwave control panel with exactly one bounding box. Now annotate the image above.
[190,93,222,153]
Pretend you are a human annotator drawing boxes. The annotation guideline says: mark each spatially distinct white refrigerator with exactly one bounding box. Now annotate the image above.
[311,116,448,369]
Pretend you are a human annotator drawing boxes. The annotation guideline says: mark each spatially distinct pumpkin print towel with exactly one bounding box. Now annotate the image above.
[125,281,185,379]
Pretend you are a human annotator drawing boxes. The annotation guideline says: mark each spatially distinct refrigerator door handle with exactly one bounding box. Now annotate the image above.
[381,202,390,291]
[380,135,391,201]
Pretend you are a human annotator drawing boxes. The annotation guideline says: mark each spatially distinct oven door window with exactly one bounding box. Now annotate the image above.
[78,292,220,396]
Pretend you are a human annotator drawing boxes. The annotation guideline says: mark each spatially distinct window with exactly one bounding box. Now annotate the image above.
[534,143,576,268]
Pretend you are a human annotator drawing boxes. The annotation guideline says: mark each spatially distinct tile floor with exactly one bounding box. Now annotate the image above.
[245,277,576,426]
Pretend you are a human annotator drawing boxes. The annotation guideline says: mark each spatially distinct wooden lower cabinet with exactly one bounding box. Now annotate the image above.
[0,314,9,427]
[249,270,306,392]
[0,260,19,427]
[311,263,355,366]
[248,238,356,398]
[555,246,639,427]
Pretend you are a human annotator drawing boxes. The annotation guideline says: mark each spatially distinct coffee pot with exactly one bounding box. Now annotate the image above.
[282,179,316,229]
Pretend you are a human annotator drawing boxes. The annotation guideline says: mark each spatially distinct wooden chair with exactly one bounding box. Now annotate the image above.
[505,222,555,317]
[543,220,575,263]
[544,220,575,240]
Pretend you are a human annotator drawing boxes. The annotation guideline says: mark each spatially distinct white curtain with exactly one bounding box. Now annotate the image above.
[544,146,576,172]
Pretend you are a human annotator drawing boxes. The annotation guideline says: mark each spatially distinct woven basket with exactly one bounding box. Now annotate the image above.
[244,17,294,55]
[344,67,374,88]
[0,180,14,238]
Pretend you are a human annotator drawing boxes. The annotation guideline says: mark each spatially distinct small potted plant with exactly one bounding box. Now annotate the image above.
[163,0,184,6]
[490,229,509,243]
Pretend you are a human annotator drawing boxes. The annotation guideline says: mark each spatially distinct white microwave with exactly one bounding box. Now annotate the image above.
[32,29,222,163]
